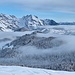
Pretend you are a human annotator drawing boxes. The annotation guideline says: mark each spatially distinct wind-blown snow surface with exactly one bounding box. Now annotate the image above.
[0,66,75,75]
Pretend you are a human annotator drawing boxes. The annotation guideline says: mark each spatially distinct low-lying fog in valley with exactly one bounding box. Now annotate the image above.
[0,25,75,71]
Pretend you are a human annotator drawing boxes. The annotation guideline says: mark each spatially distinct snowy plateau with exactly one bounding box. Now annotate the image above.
[0,13,75,75]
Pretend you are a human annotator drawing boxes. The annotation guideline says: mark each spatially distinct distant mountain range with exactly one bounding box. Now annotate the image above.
[0,13,75,32]
[59,22,75,25]
[0,13,58,31]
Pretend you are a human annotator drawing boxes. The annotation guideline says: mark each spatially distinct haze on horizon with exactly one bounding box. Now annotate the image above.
[0,0,75,22]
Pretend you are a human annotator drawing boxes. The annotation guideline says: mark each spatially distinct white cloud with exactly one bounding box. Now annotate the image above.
[0,0,75,13]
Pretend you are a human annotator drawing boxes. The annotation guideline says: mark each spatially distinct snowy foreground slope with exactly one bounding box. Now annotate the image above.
[0,66,75,75]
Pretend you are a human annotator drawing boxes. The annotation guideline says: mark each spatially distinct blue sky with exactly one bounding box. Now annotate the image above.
[0,0,75,22]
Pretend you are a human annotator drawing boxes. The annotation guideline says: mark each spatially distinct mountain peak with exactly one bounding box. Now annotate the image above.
[22,14,38,20]
[20,14,43,28]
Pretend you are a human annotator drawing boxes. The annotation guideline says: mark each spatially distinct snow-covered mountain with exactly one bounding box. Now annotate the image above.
[19,15,43,29]
[19,15,58,30]
[42,19,58,25]
[2,32,63,50]
[0,13,58,31]
[0,13,19,31]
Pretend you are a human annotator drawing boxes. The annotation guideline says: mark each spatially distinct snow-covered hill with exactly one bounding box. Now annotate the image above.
[0,66,75,75]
